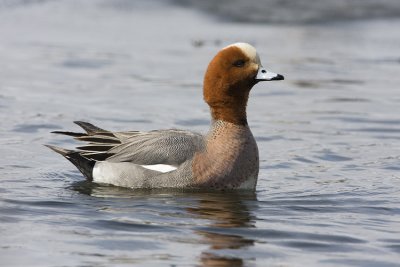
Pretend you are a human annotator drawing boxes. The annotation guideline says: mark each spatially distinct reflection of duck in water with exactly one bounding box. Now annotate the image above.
[187,192,257,267]
[71,183,258,267]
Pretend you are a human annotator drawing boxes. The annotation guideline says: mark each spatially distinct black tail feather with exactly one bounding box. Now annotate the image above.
[76,144,115,152]
[74,121,108,135]
[75,135,120,144]
[82,152,114,161]
[45,145,95,181]
[51,131,87,137]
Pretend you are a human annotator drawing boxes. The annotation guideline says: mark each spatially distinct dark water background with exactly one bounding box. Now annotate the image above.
[1,0,400,266]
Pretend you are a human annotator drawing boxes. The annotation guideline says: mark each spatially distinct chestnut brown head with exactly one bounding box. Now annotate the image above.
[203,43,283,125]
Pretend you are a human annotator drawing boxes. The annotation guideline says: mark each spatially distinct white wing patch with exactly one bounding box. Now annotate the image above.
[141,164,177,173]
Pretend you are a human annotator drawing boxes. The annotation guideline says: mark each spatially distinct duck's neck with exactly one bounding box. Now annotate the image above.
[204,79,253,126]
[210,104,248,126]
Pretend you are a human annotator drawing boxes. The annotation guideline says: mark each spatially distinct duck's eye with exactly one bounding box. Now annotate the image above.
[233,59,245,67]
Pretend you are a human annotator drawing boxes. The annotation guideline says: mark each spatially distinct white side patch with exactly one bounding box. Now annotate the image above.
[141,164,177,173]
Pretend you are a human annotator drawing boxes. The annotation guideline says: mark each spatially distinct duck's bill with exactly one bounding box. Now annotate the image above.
[255,67,284,81]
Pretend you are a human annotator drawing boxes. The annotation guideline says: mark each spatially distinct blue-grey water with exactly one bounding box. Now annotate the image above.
[1,1,400,266]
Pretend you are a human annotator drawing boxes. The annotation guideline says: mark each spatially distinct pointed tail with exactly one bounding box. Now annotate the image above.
[73,121,109,135]
[45,145,96,181]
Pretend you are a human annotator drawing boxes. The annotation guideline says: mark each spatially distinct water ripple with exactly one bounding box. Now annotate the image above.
[12,123,61,133]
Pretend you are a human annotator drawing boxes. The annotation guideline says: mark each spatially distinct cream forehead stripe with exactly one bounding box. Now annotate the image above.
[223,42,259,62]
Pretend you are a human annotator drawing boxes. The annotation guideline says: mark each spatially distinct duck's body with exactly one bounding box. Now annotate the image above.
[47,43,283,190]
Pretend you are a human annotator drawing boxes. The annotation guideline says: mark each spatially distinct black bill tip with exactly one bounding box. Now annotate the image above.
[271,74,284,81]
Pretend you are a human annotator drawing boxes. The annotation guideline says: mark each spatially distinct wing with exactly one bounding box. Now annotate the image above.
[52,121,205,166]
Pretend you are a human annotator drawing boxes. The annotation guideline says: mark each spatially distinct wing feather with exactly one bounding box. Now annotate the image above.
[106,129,204,165]
[51,122,205,166]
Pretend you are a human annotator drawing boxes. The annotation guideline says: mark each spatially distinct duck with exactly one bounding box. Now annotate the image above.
[46,42,284,190]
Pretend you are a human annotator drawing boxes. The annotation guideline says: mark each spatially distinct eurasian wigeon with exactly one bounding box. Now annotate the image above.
[47,42,284,190]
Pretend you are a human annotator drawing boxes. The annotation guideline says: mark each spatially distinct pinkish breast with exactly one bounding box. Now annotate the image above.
[192,120,259,189]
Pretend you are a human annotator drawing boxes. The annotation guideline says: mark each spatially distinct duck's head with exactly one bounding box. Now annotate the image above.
[203,42,283,125]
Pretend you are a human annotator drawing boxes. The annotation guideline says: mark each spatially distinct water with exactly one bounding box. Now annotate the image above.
[1,1,400,266]
[175,0,400,24]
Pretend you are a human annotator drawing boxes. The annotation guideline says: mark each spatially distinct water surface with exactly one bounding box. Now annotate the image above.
[1,1,400,266]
